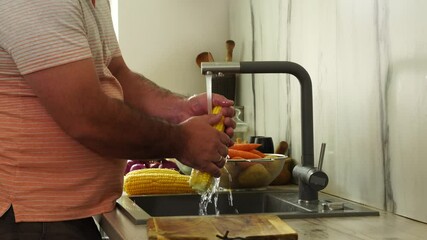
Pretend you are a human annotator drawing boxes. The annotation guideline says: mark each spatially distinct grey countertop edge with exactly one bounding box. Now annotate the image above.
[99,186,427,240]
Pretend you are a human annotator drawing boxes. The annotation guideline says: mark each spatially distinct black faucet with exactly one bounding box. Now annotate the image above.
[201,61,328,202]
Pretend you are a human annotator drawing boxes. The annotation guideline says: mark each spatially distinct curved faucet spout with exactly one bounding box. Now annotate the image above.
[240,61,315,168]
[202,61,314,166]
[201,61,326,202]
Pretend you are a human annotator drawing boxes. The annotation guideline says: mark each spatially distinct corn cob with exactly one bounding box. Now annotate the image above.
[189,106,224,193]
[125,168,179,176]
[124,168,194,195]
[211,105,225,132]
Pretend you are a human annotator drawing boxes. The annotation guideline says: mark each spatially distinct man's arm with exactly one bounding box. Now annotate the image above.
[108,56,236,135]
[108,56,189,124]
[23,58,228,176]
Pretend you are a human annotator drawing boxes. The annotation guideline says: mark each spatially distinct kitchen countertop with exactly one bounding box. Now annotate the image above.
[100,189,427,240]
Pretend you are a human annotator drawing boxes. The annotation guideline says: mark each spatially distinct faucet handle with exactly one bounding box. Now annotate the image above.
[292,142,329,193]
[292,165,329,192]
[318,143,326,171]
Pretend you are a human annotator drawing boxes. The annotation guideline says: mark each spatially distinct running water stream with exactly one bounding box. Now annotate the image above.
[198,177,220,215]
[198,167,237,216]
[205,74,213,115]
[198,75,235,215]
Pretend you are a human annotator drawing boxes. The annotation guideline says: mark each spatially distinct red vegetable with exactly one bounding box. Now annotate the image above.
[149,161,161,168]
[159,160,178,170]
[130,163,146,172]
[124,160,139,175]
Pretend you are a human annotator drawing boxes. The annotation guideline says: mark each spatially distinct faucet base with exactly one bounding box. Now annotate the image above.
[298,181,319,202]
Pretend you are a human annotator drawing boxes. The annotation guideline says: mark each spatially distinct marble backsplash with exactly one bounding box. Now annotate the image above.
[229,0,427,223]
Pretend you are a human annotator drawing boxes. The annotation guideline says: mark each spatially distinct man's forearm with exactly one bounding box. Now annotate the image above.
[74,94,185,159]
[24,58,187,160]
[115,68,189,124]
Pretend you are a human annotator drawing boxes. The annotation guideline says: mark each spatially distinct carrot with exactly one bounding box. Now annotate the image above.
[228,149,262,159]
[229,143,262,151]
[249,149,266,158]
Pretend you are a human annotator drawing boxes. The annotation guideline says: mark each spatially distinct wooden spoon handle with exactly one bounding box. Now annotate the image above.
[226,40,235,62]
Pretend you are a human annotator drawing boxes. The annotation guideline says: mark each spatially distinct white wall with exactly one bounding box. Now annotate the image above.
[110,0,119,38]
[230,0,427,223]
[117,0,230,96]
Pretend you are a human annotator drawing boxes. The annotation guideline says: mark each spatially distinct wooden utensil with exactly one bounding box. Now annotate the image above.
[147,214,297,240]
[275,141,289,155]
[271,141,293,185]
[226,40,235,62]
[196,51,214,68]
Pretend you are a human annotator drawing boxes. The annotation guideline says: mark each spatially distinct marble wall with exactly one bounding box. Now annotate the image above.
[230,0,427,223]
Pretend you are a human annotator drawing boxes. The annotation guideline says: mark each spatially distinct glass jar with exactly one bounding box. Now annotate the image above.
[232,107,248,142]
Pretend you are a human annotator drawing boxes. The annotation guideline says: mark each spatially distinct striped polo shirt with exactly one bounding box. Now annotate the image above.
[0,0,126,222]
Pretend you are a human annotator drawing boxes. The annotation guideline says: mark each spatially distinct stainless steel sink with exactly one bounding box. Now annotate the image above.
[117,188,379,224]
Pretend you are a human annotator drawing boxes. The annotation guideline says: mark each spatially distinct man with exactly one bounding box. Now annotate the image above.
[0,0,235,239]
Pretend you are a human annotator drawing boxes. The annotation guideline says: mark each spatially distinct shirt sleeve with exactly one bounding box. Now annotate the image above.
[0,0,93,75]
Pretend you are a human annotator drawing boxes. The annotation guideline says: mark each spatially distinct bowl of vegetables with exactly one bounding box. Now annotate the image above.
[176,143,287,189]
[219,156,286,189]
[219,143,287,189]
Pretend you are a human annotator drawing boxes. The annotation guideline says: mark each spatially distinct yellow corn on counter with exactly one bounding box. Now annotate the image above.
[124,168,194,195]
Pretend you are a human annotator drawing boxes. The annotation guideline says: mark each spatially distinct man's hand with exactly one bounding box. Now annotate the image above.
[185,93,236,138]
[174,114,230,178]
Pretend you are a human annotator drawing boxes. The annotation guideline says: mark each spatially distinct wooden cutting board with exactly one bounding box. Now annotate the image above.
[147,214,298,240]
